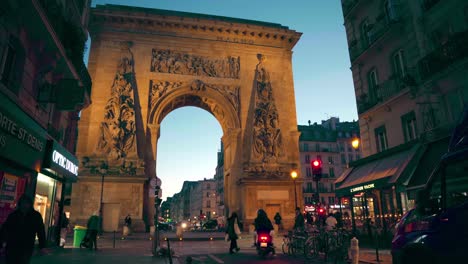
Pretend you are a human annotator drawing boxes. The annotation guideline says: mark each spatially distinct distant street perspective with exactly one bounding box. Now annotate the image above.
[1,1,468,264]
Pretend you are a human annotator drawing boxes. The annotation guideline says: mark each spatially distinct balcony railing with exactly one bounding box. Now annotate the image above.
[418,30,468,80]
[349,4,400,63]
[342,0,360,18]
[422,0,440,11]
[357,73,417,114]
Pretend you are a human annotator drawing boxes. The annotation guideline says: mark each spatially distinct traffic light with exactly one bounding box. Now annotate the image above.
[311,159,322,181]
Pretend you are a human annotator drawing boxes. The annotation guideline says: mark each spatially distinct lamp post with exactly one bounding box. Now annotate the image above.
[98,161,108,235]
[352,138,360,150]
[290,170,298,209]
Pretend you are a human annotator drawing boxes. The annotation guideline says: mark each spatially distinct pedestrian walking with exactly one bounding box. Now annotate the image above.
[123,214,132,239]
[226,212,241,254]
[293,207,305,233]
[86,212,100,250]
[273,212,282,231]
[59,212,69,247]
[0,195,47,264]
[326,213,338,231]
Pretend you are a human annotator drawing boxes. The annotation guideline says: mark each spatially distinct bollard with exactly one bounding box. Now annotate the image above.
[113,230,116,248]
[167,237,173,264]
[350,237,359,264]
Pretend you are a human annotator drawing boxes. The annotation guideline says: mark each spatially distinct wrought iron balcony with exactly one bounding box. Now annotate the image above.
[357,74,417,114]
[421,0,440,11]
[418,30,468,81]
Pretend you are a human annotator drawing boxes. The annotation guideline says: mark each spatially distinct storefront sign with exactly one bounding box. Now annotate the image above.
[0,97,47,171]
[350,183,375,193]
[329,204,346,209]
[43,140,79,179]
[52,150,78,176]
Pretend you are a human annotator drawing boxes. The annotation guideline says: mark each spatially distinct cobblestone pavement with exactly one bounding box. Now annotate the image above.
[28,231,391,264]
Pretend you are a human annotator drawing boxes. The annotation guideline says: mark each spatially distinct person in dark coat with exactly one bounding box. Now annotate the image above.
[226,212,241,254]
[293,207,305,232]
[253,209,274,246]
[86,212,100,250]
[0,195,47,264]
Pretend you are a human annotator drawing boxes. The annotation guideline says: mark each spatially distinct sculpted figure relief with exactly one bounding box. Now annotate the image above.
[149,79,240,115]
[97,45,137,160]
[150,49,240,79]
[251,54,282,163]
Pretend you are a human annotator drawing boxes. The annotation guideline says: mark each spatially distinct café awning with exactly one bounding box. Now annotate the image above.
[335,144,420,196]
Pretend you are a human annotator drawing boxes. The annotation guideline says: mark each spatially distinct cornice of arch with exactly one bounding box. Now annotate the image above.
[90,7,302,49]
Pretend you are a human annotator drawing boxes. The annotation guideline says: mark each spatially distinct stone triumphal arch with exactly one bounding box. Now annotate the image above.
[70,5,302,231]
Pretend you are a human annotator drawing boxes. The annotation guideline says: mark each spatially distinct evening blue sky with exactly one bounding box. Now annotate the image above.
[90,0,358,201]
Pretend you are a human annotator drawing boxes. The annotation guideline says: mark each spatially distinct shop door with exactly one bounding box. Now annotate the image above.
[102,203,121,232]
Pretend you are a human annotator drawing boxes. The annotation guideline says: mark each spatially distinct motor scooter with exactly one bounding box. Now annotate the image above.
[256,232,275,258]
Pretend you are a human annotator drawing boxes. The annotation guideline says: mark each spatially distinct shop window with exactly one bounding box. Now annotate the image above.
[375,125,388,152]
[401,111,418,142]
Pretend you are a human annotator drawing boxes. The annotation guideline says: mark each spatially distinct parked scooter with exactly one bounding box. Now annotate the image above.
[256,232,275,258]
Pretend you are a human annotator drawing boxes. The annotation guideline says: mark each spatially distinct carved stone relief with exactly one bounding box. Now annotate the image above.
[251,54,282,163]
[97,44,136,160]
[150,49,240,79]
[149,79,240,117]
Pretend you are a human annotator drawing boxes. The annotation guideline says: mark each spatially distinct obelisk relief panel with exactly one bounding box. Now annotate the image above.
[73,4,302,232]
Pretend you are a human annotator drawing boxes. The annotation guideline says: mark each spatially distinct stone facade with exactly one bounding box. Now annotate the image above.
[71,4,302,231]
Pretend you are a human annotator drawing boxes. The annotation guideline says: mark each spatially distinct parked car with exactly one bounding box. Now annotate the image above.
[391,109,468,264]
[202,219,218,230]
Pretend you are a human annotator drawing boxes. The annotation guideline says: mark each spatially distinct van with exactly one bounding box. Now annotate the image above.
[391,109,468,264]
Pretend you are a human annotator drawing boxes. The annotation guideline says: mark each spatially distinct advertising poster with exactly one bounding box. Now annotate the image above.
[0,173,18,203]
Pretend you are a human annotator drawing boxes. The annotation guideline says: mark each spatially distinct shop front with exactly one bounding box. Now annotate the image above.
[39,139,79,245]
[335,143,421,237]
[0,95,47,226]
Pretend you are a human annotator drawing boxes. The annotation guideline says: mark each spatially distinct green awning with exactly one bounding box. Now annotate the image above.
[335,144,420,196]
[404,137,450,198]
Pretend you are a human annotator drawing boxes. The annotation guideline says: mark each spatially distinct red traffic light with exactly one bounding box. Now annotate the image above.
[312,160,320,167]
[319,208,324,213]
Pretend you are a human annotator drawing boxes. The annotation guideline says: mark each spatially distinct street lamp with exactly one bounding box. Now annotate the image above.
[290,170,298,209]
[352,138,360,150]
[98,161,108,234]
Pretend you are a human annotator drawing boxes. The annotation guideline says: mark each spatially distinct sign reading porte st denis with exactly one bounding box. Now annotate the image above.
[52,150,78,176]
[350,183,375,193]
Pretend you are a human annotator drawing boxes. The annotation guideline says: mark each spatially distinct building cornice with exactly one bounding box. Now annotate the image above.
[90,5,302,50]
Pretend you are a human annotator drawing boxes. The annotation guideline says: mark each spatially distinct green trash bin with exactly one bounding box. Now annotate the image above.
[73,225,88,248]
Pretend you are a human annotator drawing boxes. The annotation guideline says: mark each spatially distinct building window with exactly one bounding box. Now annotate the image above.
[375,125,388,152]
[329,167,335,177]
[207,200,211,208]
[328,156,334,164]
[0,43,16,87]
[328,197,334,205]
[392,49,406,78]
[207,184,210,190]
[401,111,418,142]
[307,182,313,191]
[348,154,353,163]
[316,155,322,161]
[306,167,312,177]
[206,192,210,198]
[360,18,370,47]
[356,154,360,160]
[303,143,309,151]
[367,68,379,101]
[315,143,320,152]
[341,154,346,164]
[305,154,310,163]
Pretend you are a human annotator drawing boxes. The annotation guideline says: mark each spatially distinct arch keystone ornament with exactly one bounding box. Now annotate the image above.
[71,4,302,231]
